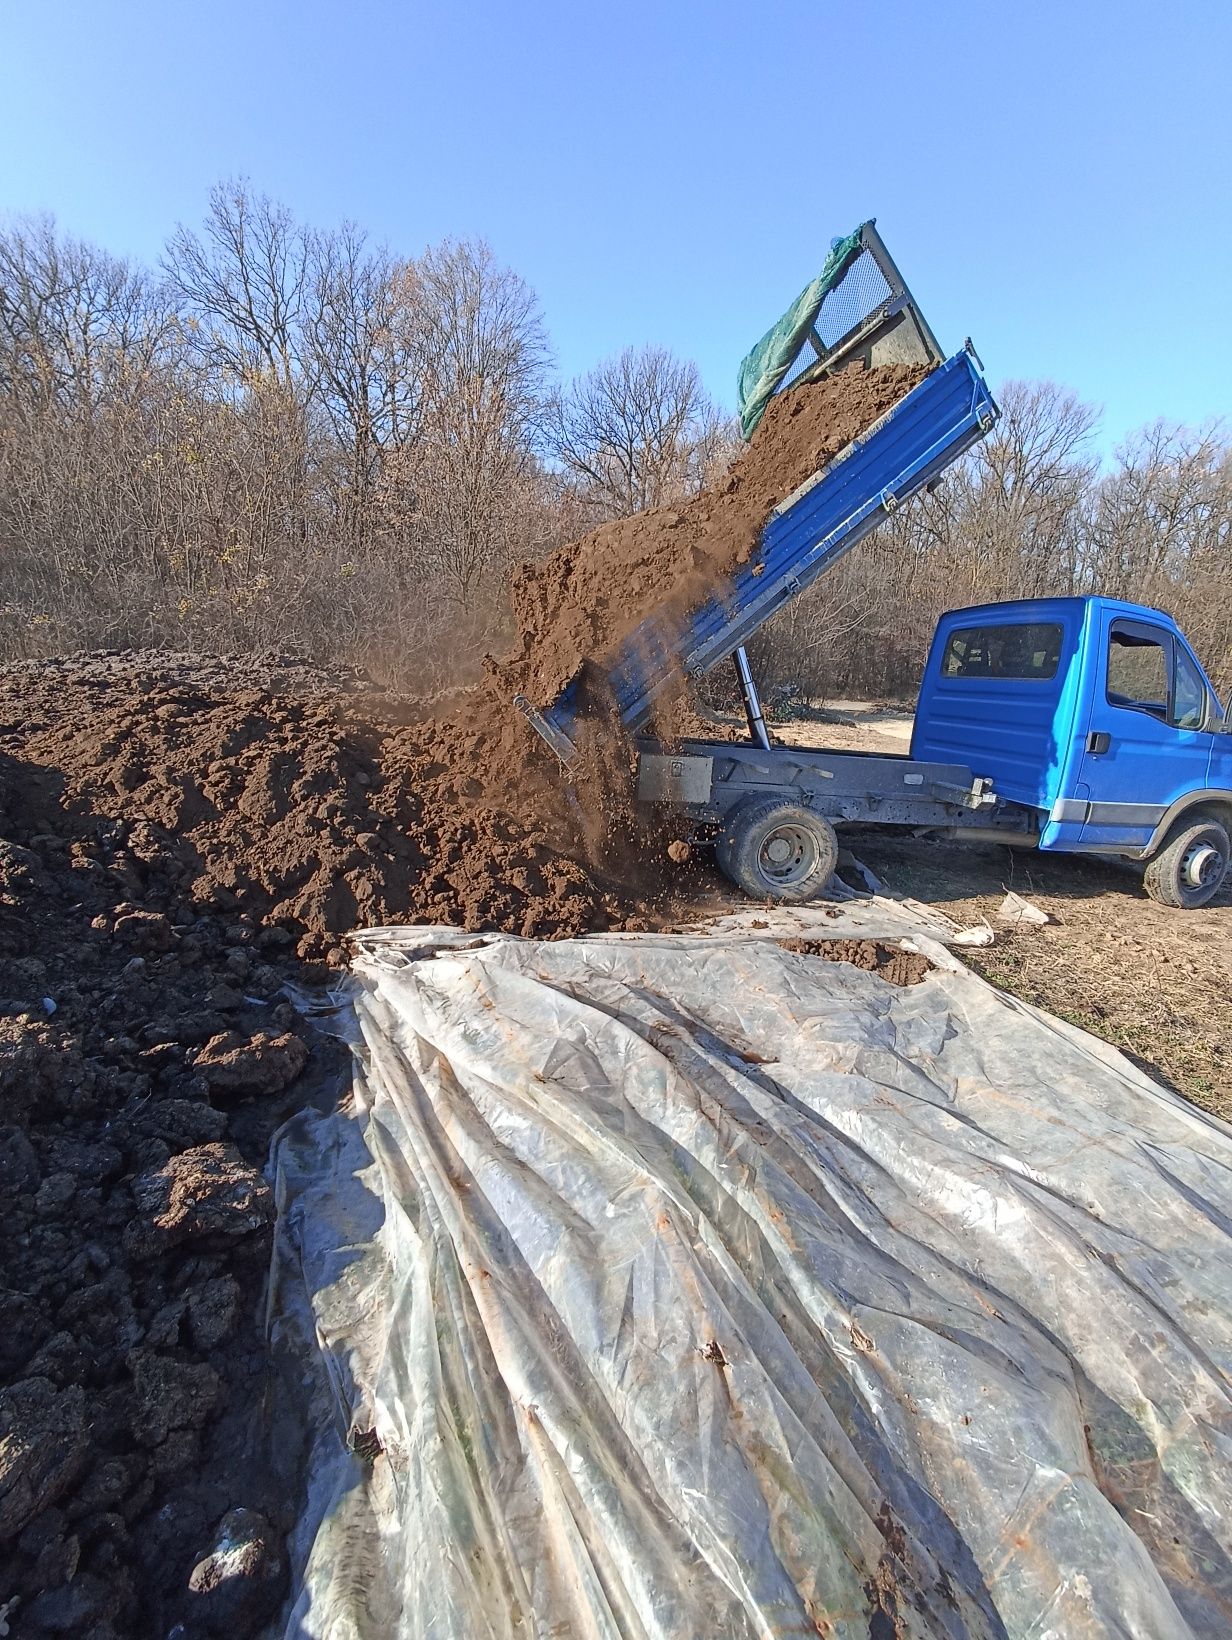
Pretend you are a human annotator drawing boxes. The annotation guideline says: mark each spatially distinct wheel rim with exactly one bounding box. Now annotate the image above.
[756,823,820,888]
[1181,840,1225,891]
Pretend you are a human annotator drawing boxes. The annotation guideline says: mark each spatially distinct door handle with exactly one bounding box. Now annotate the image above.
[1086,731,1111,754]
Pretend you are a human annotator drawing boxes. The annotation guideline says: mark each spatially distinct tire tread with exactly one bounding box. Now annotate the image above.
[1143,814,1230,909]
[718,799,838,904]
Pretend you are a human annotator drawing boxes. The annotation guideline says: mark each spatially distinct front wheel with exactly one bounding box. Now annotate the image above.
[715,799,838,903]
[1143,814,1230,909]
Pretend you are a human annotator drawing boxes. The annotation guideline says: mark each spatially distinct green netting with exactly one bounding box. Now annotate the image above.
[737,225,866,440]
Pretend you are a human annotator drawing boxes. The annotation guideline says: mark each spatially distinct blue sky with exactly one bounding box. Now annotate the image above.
[3,0,1229,455]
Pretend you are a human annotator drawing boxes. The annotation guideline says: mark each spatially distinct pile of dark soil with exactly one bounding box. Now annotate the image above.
[0,734,338,1639]
[8,657,629,958]
[0,363,925,1638]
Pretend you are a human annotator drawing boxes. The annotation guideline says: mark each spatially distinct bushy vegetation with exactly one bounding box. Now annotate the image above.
[3,183,1228,700]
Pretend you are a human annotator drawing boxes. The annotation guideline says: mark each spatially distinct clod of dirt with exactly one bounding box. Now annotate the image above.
[126,1142,274,1256]
[0,1378,90,1540]
[43,1133,123,1181]
[187,1276,243,1352]
[20,1571,115,1635]
[0,1015,94,1121]
[0,839,48,900]
[20,1509,81,1597]
[125,1349,221,1448]
[113,908,178,952]
[187,1506,285,1635]
[779,937,932,987]
[136,1097,229,1151]
[0,1124,39,1195]
[193,1029,310,1100]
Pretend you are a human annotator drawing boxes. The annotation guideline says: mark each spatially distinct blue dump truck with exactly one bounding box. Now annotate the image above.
[518,224,1232,909]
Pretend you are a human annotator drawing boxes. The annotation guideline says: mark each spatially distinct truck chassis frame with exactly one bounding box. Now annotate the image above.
[636,737,1018,834]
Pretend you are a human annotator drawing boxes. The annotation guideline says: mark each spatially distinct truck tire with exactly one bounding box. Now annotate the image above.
[1143,814,1230,909]
[716,799,838,903]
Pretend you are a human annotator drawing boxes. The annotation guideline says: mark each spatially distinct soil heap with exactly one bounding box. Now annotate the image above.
[0,362,925,1639]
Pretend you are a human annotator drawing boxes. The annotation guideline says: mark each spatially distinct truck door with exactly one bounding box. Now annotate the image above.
[1076,613,1215,849]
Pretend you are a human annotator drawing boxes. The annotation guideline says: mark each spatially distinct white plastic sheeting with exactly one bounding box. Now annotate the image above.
[271,913,1232,1639]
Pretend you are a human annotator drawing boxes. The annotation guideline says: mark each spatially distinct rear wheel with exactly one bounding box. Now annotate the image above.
[1143,814,1230,909]
[715,799,838,903]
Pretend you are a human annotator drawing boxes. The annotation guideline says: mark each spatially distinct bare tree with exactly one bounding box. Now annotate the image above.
[545,345,729,520]
[1090,421,1229,588]
[1089,421,1232,690]
[0,215,167,413]
[163,180,307,388]
[301,225,424,543]
[388,238,551,602]
[940,380,1100,600]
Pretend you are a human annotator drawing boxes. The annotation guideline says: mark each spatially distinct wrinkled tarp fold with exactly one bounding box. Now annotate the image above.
[272,916,1232,1638]
[737,225,865,438]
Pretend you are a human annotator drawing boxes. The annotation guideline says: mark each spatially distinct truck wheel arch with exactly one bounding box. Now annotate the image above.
[1143,791,1232,858]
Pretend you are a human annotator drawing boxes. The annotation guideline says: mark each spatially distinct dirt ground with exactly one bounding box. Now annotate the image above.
[4,662,1229,1637]
[783,700,915,755]
[781,701,1232,1120]
[0,657,362,1639]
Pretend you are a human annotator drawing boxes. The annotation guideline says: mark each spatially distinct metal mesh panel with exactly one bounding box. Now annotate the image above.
[778,245,894,390]
[740,224,945,437]
[780,339,823,391]
[816,248,893,347]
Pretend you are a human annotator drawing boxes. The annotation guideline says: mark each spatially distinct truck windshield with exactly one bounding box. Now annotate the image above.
[941,622,1062,680]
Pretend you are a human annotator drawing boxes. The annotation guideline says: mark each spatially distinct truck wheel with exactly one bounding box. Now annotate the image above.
[1143,814,1230,909]
[716,800,838,903]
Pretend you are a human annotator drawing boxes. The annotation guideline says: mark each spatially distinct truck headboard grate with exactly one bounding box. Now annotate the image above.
[780,246,895,391]
[777,222,944,397]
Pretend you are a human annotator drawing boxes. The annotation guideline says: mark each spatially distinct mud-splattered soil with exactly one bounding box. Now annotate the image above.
[0,364,926,1638]
[779,936,932,987]
[7,655,634,959]
[0,729,338,1639]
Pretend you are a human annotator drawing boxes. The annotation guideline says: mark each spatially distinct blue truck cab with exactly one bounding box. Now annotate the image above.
[913,596,1232,905]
